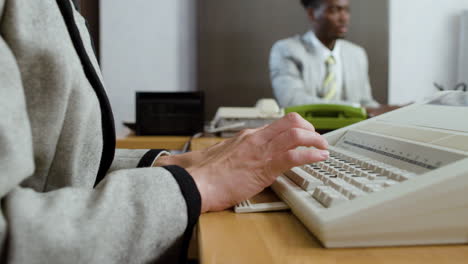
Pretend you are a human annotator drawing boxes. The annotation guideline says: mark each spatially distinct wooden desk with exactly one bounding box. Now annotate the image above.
[198,210,468,264]
[191,137,225,151]
[116,136,225,151]
[116,136,468,263]
[116,136,190,150]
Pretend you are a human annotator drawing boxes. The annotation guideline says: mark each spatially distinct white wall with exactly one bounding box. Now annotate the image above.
[389,0,468,104]
[101,0,196,137]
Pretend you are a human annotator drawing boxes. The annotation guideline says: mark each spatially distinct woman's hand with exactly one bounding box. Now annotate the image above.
[176,113,329,213]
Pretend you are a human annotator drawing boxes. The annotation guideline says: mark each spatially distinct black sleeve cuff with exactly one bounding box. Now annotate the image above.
[137,149,168,168]
[163,165,202,264]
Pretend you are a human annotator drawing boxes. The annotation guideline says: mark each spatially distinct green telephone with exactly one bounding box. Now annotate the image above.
[285,104,367,131]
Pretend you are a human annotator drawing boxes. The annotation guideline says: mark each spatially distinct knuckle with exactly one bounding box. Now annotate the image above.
[285,112,315,131]
[285,112,302,125]
[309,122,316,131]
[288,128,303,142]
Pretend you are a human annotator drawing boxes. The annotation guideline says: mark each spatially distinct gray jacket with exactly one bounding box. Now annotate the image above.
[269,31,380,108]
[0,0,200,263]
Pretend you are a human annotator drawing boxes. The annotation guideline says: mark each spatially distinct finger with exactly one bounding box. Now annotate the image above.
[267,148,330,176]
[268,128,328,154]
[256,113,315,142]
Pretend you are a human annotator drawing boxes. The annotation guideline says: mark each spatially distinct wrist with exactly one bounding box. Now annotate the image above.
[187,167,211,213]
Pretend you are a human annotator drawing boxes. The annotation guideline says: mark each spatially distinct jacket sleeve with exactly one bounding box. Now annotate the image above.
[108,149,171,172]
[0,31,200,264]
[269,40,350,108]
[4,167,201,264]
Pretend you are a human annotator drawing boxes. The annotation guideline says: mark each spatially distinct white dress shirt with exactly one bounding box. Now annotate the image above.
[307,31,344,100]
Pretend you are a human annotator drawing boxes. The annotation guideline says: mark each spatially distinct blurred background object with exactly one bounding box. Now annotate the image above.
[73,0,468,136]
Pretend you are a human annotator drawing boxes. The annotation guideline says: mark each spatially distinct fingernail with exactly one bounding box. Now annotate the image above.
[320,150,330,159]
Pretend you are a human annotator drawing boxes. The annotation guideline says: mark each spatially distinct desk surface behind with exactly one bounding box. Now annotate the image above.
[116,136,224,151]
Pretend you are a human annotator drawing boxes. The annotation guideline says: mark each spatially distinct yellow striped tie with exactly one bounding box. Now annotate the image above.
[321,56,337,100]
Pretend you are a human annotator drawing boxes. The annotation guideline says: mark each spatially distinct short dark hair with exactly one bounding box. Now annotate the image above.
[301,0,323,9]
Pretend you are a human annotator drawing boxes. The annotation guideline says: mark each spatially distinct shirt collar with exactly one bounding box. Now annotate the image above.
[307,31,341,62]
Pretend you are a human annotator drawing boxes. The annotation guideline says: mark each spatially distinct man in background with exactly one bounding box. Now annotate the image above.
[270,0,385,115]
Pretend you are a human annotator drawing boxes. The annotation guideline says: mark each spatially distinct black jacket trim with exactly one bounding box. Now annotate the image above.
[56,0,116,187]
[163,165,201,264]
[137,149,168,168]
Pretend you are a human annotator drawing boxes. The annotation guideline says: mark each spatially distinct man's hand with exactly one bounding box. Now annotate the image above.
[176,113,329,213]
